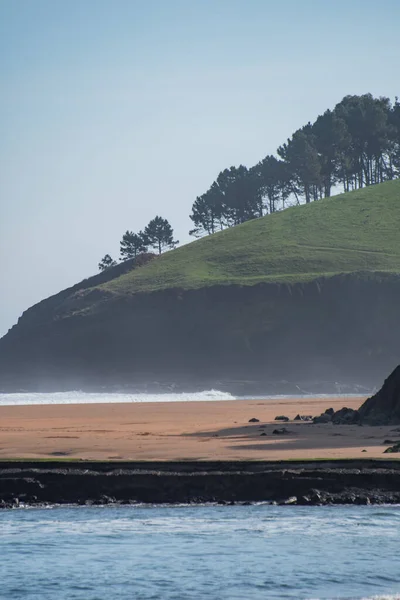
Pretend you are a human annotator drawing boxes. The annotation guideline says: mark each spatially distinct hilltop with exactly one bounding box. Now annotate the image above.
[1,180,399,393]
[102,180,400,295]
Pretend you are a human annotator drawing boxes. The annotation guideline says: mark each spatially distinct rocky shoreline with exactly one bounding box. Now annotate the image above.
[1,460,400,509]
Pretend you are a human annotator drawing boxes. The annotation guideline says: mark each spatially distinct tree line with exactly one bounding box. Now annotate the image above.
[189,94,400,236]
[99,216,178,271]
[99,93,400,270]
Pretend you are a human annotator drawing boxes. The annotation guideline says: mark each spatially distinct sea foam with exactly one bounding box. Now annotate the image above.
[0,389,236,406]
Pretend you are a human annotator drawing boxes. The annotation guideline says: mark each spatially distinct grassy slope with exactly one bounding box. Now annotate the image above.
[102,180,400,295]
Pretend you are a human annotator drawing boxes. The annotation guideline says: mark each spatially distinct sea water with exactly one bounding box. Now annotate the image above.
[0,504,399,600]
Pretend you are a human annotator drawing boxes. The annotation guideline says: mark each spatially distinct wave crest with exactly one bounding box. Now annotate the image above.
[0,389,236,406]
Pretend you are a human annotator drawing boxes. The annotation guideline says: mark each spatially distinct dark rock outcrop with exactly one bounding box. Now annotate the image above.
[313,407,360,425]
[384,442,400,453]
[311,368,400,427]
[274,416,289,422]
[358,366,400,425]
[313,413,332,424]
[332,407,360,425]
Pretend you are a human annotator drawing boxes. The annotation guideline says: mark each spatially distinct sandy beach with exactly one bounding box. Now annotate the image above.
[1,396,399,461]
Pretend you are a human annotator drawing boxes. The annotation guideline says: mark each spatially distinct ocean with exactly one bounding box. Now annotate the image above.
[0,504,399,600]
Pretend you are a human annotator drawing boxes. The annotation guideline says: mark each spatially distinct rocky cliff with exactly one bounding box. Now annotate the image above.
[0,272,399,392]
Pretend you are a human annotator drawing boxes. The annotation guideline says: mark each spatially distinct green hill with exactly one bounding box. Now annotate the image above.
[102,180,400,295]
[1,180,400,393]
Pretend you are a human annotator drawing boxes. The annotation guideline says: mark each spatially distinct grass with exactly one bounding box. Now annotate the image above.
[101,180,400,295]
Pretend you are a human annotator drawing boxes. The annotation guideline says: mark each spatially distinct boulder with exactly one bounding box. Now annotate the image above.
[313,413,332,424]
[297,495,312,505]
[384,442,400,454]
[274,415,289,422]
[272,427,290,435]
[248,417,260,423]
[314,407,360,425]
[280,496,297,505]
[294,414,313,421]
[309,489,323,504]
[332,407,360,425]
[324,408,335,416]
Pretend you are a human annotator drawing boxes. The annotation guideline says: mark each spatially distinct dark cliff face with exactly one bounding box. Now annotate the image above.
[359,365,400,424]
[0,273,399,392]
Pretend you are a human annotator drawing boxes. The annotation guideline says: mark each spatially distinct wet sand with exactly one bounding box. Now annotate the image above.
[0,396,398,461]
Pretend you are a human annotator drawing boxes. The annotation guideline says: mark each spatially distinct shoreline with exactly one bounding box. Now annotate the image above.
[1,396,399,507]
[1,459,400,508]
[0,396,397,461]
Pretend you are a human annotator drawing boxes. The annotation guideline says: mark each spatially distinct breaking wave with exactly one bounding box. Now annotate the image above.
[0,389,236,406]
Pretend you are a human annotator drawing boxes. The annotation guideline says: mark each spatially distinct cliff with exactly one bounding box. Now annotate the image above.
[1,272,399,392]
[1,181,399,392]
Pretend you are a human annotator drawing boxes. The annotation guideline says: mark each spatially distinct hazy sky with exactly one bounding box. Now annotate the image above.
[1,0,399,336]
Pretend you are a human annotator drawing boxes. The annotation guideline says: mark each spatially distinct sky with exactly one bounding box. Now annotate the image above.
[1,0,399,336]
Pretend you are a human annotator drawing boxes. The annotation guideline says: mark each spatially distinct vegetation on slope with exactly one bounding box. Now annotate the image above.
[189,94,400,238]
[101,180,400,295]
[100,93,400,268]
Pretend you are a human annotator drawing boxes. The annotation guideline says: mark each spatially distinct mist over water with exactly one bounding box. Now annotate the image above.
[0,390,367,406]
[0,504,399,600]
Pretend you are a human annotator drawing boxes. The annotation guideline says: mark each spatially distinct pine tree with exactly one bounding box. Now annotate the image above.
[144,217,178,254]
[278,129,322,203]
[120,231,148,260]
[98,254,117,271]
